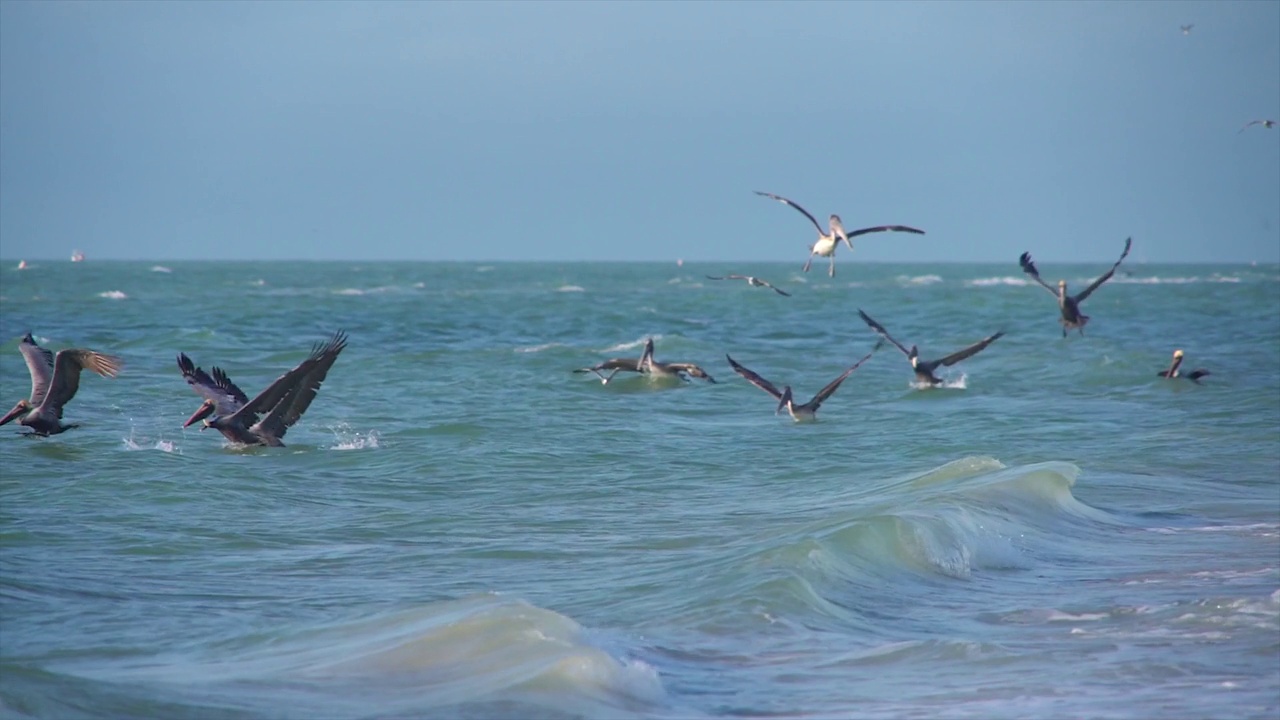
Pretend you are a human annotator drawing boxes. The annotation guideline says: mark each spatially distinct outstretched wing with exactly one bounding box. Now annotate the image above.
[1073,237,1132,303]
[231,331,346,426]
[766,282,791,297]
[935,331,1005,367]
[726,354,783,401]
[1238,120,1264,133]
[249,331,348,440]
[638,338,656,371]
[809,342,881,408]
[1018,252,1060,296]
[754,191,824,235]
[846,225,926,238]
[18,333,55,405]
[857,309,912,358]
[666,362,716,383]
[574,358,641,374]
[177,353,248,416]
[39,348,121,418]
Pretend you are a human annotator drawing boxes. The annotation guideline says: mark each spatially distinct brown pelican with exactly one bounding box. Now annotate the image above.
[857,309,1004,386]
[1019,237,1131,336]
[0,333,122,436]
[1239,119,1277,133]
[754,191,925,277]
[726,342,880,421]
[178,331,347,447]
[705,274,791,296]
[575,338,715,384]
[1158,350,1210,383]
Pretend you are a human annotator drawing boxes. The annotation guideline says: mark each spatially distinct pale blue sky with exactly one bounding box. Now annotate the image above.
[1,1,1277,263]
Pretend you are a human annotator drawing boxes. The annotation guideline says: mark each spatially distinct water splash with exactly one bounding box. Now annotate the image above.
[328,424,380,450]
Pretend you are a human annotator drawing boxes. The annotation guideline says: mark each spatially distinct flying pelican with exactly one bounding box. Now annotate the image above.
[1180,24,1193,35]
[857,309,1004,386]
[0,333,122,436]
[754,191,925,277]
[1158,350,1210,384]
[575,338,715,384]
[1239,119,1277,133]
[705,274,791,296]
[725,342,880,421]
[178,331,347,447]
[1019,237,1132,336]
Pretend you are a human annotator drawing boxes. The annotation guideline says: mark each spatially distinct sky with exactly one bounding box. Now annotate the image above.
[0,1,1277,264]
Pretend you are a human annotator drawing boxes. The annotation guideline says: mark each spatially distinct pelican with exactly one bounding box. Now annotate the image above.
[0,333,122,436]
[1239,119,1277,133]
[857,309,1004,386]
[1180,24,1193,35]
[754,191,925,277]
[178,331,347,447]
[705,274,791,296]
[1158,350,1210,384]
[726,342,880,421]
[575,338,715,384]
[1019,237,1132,336]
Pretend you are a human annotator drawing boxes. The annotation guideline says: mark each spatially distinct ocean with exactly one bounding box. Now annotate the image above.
[0,260,1277,719]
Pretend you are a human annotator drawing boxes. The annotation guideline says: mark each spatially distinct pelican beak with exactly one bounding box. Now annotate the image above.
[776,387,793,415]
[183,401,215,428]
[0,401,28,426]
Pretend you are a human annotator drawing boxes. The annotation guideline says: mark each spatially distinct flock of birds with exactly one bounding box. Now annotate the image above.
[0,187,1220,439]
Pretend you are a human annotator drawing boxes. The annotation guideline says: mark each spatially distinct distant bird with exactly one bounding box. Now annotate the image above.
[1019,237,1132,336]
[754,191,925,278]
[178,331,347,447]
[857,309,1004,386]
[1239,119,1277,133]
[1180,24,1193,35]
[705,274,791,296]
[726,342,880,421]
[0,333,122,436]
[575,338,716,384]
[1158,349,1210,384]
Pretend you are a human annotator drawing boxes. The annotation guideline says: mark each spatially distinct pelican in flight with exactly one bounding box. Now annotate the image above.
[726,342,880,421]
[857,309,1004,386]
[705,274,791,296]
[1019,237,1132,336]
[1239,119,1277,133]
[575,338,715,384]
[1180,24,1193,35]
[0,333,121,436]
[754,191,925,277]
[1158,350,1210,384]
[178,331,347,447]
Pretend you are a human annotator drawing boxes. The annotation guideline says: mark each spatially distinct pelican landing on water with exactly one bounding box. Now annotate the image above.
[574,338,716,385]
[726,342,881,421]
[1019,237,1131,337]
[178,331,347,447]
[857,309,1004,386]
[754,191,925,277]
[0,333,122,436]
[1159,350,1210,384]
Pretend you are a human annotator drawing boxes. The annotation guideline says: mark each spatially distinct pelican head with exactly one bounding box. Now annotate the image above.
[183,400,216,429]
[1173,349,1184,359]
[776,386,793,415]
[908,346,920,369]
[0,399,31,426]
[828,214,850,246]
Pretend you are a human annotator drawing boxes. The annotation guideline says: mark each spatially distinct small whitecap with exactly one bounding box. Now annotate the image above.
[898,274,943,286]
[556,285,586,293]
[150,265,172,273]
[517,342,565,353]
[98,290,128,299]
[601,335,659,353]
[966,277,1030,287]
[334,288,365,296]
[251,279,267,287]
[329,424,380,450]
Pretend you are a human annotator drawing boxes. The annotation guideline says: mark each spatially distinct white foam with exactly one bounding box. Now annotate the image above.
[150,265,172,273]
[123,435,180,453]
[600,335,660,353]
[556,285,585,293]
[910,374,967,390]
[98,290,128,299]
[516,342,565,353]
[898,274,943,286]
[966,277,1030,287]
[329,425,380,450]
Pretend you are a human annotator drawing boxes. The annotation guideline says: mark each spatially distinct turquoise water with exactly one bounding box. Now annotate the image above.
[1,260,1278,719]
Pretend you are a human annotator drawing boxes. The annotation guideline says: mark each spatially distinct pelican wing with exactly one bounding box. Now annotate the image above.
[230,331,347,426]
[857,309,912,358]
[638,338,656,372]
[574,358,642,374]
[754,191,824,235]
[18,333,55,405]
[1072,237,1132,303]
[766,282,791,297]
[935,331,1005,367]
[38,348,121,418]
[250,332,347,440]
[726,354,783,401]
[665,362,717,383]
[809,344,879,407]
[177,354,248,415]
[845,225,926,238]
[1018,252,1060,296]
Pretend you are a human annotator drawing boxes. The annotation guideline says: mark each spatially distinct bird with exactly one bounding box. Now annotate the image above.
[573,356,643,385]
[1158,350,1210,384]
[1180,24,1193,35]
[725,342,880,421]
[178,331,347,447]
[0,333,122,436]
[857,309,1004,386]
[754,191,925,278]
[1019,237,1132,336]
[1239,119,1277,133]
[575,338,716,384]
[705,274,791,296]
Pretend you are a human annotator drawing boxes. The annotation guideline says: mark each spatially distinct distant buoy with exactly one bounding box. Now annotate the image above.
[677,258,684,267]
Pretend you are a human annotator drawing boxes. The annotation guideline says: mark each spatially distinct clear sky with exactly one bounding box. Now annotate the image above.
[1,1,1277,264]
